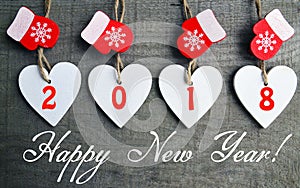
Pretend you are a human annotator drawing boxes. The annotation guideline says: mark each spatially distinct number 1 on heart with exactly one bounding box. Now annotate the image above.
[187,86,194,111]
[42,86,56,110]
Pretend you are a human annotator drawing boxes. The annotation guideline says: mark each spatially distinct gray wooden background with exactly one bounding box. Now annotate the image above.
[0,0,299,187]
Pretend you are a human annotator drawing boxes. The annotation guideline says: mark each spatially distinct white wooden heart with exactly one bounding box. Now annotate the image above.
[159,65,223,128]
[19,62,81,126]
[234,65,297,128]
[88,64,152,128]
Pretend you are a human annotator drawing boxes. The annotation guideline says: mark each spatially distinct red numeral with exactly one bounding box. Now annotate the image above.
[187,86,194,111]
[259,87,274,111]
[112,86,126,110]
[42,86,56,110]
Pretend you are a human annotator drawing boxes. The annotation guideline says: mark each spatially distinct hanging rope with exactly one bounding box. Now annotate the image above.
[182,0,193,20]
[182,0,197,85]
[255,0,268,85]
[114,0,125,84]
[186,59,197,85]
[37,0,52,83]
[45,0,52,18]
[255,0,263,20]
[260,60,268,85]
[115,0,125,23]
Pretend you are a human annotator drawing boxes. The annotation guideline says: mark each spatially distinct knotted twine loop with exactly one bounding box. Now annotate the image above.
[37,0,52,83]
[187,59,197,85]
[182,0,193,20]
[115,0,125,23]
[116,53,124,84]
[259,60,268,86]
[45,0,52,18]
[182,0,198,85]
[114,0,125,84]
[255,0,268,85]
[38,48,51,83]
[255,0,263,20]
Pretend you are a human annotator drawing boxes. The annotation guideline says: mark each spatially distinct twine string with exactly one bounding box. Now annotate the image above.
[182,0,197,85]
[116,53,124,84]
[115,0,125,23]
[37,0,52,83]
[114,0,125,84]
[255,0,268,85]
[182,0,193,20]
[187,59,197,85]
[255,0,263,20]
[260,60,268,85]
[45,0,52,18]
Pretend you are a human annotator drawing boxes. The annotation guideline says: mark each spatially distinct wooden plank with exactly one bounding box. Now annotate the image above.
[0,0,299,187]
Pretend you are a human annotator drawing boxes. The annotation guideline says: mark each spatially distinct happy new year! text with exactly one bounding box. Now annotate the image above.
[23,131,110,184]
[22,129,292,184]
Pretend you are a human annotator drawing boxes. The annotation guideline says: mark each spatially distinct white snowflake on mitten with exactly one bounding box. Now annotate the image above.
[256,30,277,53]
[104,27,126,48]
[183,29,205,52]
[30,22,52,43]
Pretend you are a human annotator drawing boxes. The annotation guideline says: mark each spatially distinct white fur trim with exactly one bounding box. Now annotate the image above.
[265,9,294,41]
[7,7,34,41]
[81,11,110,44]
[196,9,226,42]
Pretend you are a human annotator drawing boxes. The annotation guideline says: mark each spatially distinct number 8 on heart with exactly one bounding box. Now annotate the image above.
[259,87,274,111]
[234,1,297,129]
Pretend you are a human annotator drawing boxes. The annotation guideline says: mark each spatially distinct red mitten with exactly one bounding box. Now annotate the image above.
[177,9,226,59]
[251,9,294,60]
[7,7,60,50]
[81,11,133,54]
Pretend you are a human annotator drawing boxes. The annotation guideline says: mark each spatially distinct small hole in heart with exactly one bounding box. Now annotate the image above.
[117,80,122,85]
[48,80,52,84]
[189,81,193,86]
[264,82,268,86]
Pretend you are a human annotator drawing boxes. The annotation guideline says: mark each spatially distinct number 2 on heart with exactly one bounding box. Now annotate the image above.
[112,86,126,110]
[187,86,194,111]
[259,87,274,111]
[42,86,56,110]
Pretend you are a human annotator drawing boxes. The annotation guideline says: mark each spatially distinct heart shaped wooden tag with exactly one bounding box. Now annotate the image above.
[88,64,152,128]
[234,65,297,128]
[19,62,81,126]
[159,65,222,128]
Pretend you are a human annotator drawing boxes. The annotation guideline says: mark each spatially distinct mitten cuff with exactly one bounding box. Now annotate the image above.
[81,11,110,44]
[7,7,34,41]
[196,9,226,43]
[265,9,294,41]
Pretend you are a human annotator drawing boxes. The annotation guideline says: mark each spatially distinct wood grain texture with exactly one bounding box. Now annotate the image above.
[0,0,299,187]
